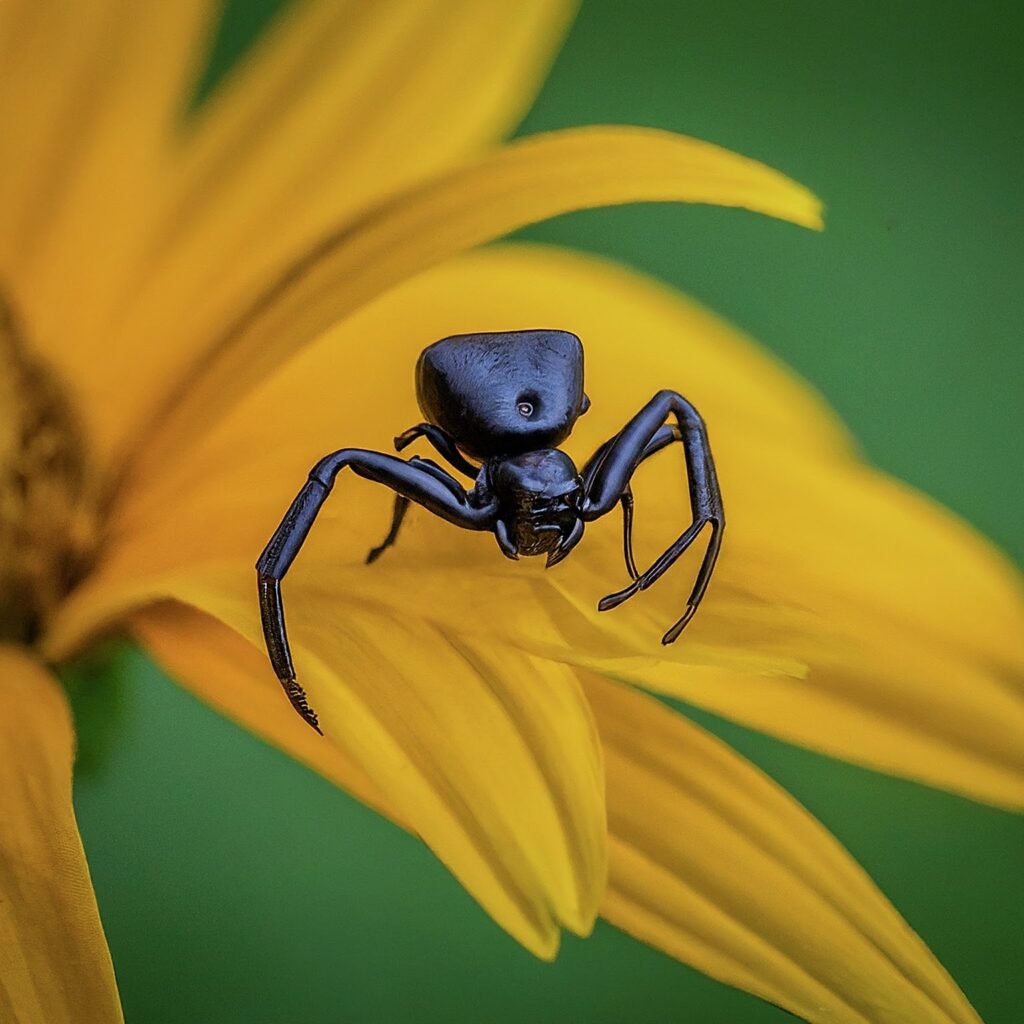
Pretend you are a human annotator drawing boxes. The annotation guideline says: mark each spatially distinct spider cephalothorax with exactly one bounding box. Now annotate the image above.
[490,448,583,561]
[257,329,724,733]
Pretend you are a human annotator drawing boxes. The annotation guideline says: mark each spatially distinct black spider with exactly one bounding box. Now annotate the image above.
[257,330,724,734]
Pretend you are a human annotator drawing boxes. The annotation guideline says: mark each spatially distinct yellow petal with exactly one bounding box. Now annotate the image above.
[38,0,576,468]
[0,0,127,258]
[132,602,985,1024]
[122,575,606,959]
[125,0,577,328]
[1,0,210,321]
[585,672,981,1024]
[123,126,821,481]
[55,244,1022,807]
[129,599,396,823]
[0,646,123,1024]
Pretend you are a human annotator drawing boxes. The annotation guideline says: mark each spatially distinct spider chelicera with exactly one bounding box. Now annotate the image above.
[257,329,724,733]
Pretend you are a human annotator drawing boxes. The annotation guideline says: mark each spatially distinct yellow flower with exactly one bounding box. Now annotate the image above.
[1,2,1020,1022]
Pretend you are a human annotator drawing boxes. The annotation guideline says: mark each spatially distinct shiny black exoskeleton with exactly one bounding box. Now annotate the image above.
[257,330,724,733]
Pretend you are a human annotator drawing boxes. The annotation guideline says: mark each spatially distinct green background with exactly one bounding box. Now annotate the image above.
[68,2,1023,1022]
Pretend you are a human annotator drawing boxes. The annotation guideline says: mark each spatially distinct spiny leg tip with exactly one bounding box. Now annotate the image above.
[281,676,323,736]
[297,700,323,735]
[300,707,324,736]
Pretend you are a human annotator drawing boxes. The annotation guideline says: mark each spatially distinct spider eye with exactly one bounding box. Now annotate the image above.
[516,401,534,417]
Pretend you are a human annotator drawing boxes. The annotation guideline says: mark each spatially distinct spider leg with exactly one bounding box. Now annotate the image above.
[598,517,724,643]
[365,455,463,563]
[365,495,411,564]
[364,425,479,563]
[405,455,466,495]
[257,449,497,731]
[581,393,723,643]
[394,422,479,478]
[580,424,679,583]
[621,486,639,580]
[580,423,680,488]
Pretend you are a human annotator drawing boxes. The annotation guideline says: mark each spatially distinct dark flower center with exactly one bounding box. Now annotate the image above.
[0,294,97,644]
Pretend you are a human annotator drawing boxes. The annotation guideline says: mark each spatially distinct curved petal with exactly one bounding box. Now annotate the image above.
[1,0,210,335]
[120,126,822,481]
[120,578,606,959]
[123,604,984,1024]
[36,0,577,466]
[129,600,396,823]
[0,0,133,256]
[51,244,1024,808]
[585,673,981,1024]
[0,646,123,1023]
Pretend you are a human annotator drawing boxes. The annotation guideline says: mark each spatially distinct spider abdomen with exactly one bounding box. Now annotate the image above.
[416,329,589,459]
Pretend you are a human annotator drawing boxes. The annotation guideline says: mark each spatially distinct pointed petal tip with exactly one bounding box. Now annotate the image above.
[558,901,601,943]
[530,928,561,963]
[134,601,606,967]
[588,675,985,1024]
[126,123,830,471]
[769,182,823,231]
[809,199,826,231]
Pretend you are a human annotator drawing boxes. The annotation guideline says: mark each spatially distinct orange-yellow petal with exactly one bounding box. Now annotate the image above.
[0,645,123,1023]
[22,0,576,469]
[116,602,987,1019]
[118,576,606,959]
[0,0,210,329]
[130,603,985,1023]
[123,126,821,481]
[130,600,395,823]
[53,245,1023,808]
[118,0,578,354]
[585,672,982,1024]
[118,602,986,1023]
[0,0,133,258]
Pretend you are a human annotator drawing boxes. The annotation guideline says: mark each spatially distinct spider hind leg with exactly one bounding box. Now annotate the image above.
[366,495,411,564]
[598,517,723,643]
[581,392,724,643]
[364,456,464,564]
[257,448,498,732]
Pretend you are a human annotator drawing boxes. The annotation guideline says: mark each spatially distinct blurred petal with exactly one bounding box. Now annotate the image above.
[1,0,210,321]
[0,0,128,254]
[53,244,1023,807]
[130,600,394,822]
[120,604,987,1023]
[125,580,606,959]
[0,646,122,1023]
[36,0,577,466]
[124,126,821,479]
[586,673,981,1024]
[131,603,984,1023]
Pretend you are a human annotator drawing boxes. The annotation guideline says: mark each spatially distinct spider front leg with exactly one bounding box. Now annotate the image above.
[365,456,464,563]
[580,424,680,583]
[257,449,497,731]
[581,393,724,644]
[366,423,480,563]
[393,422,478,478]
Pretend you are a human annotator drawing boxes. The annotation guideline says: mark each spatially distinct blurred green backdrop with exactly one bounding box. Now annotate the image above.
[68,2,1023,1022]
